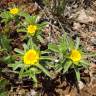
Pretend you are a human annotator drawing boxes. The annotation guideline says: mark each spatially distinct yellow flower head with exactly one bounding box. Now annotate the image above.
[70,49,81,62]
[27,25,37,36]
[24,49,39,65]
[10,8,19,15]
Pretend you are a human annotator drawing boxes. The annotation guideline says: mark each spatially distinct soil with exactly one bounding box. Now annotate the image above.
[0,0,96,96]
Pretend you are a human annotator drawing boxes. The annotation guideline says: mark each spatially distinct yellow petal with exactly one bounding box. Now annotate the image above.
[10,8,19,15]
[24,49,39,65]
[70,49,81,62]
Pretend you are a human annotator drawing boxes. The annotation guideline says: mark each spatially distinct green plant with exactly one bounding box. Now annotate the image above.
[8,38,52,86]
[0,35,11,52]
[0,34,13,63]
[0,7,47,43]
[43,0,66,15]
[0,78,8,96]
[0,7,19,24]
[48,33,89,81]
[17,12,47,43]
[0,7,21,35]
[0,6,50,87]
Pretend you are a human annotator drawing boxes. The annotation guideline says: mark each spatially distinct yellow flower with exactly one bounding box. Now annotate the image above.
[24,49,39,65]
[27,25,37,36]
[10,8,19,15]
[70,49,81,62]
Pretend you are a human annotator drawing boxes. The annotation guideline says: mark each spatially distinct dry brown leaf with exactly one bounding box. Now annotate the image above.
[70,9,96,24]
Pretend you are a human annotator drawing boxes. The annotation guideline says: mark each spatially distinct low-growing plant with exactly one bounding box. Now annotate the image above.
[0,35,11,52]
[48,33,89,81]
[0,78,8,96]
[0,6,50,86]
[0,34,13,64]
[17,12,47,43]
[43,0,66,15]
[0,7,19,24]
[0,6,47,43]
[1,4,94,90]
[0,7,21,35]
[8,38,52,86]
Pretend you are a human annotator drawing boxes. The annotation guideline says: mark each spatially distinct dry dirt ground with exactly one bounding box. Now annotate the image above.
[0,0,96,96]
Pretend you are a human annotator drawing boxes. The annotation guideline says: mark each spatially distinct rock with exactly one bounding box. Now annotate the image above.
[73,22,81,31]
[65,95,70,96]
[91,37,96,45]
[78,81,85,90]
[76,9,95,23]
[26,89,37,96]
[70,9,96,24]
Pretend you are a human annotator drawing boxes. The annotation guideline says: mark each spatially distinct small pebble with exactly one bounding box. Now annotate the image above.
[78,81,85,90]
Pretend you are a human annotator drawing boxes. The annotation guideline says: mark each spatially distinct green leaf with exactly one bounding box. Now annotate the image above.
[2,55,15,64]
[27,38,37,49]
[0,11,13,23]
[37,35,45,44]
[0,79,8,89]
[68,37,74,49]
[75,37,80,49]
[48,43,59,53]
[1,19,8,23]
[59,34,68,53]
[19,67,25,79]
[41,50,51,54]
[17,28,26,33]
[46,63,55,68]
[9,61,23,70]
[0,79,8,96]
[30,68,41,74]
[75,68,80,81]
[18,12,30,17]
[0,92,8,96]
[79,60,89,68]
[63,60,72,73]
[30,73,37,83]
[38,22,48,29]
[37,64,51,78]
[23,43,29,52]
[40,56,53,61]
[25,15,37,24]
[55,63,62,73]
[14,48,24,55]
[0,35,11,51]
